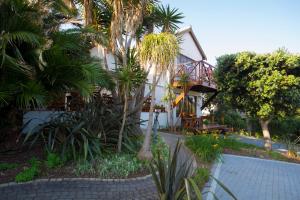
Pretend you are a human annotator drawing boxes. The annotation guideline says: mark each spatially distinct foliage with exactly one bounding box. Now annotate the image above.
[192,167,210,189]
[75,161,95,176]
[0,0,112,110]
[45,152,62,169]
[151,135,169,161]
[150,140,237,200]
[185,135,222,163]
[0,163,19,171]
[215,50,300,120]
[269,116,300,139]
[98,154,144,178]
[25,112,102,161]
[139,33,179,72]
[25,97,142,161]
[215,50,300,149]
[150,141,192,200]
[75,153,144,178]
[153,4,184,33]
[15,157,40,182]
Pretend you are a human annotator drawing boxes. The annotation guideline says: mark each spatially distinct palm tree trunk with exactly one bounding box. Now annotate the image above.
[259,118,272,150]
[117,87,128,153]
[138,69,158,160]
[84,0,93,25]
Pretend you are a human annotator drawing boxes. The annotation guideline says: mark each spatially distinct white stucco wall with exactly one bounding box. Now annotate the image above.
[22,111,64,134]
[179,33,203,61]
[140,112,168,129]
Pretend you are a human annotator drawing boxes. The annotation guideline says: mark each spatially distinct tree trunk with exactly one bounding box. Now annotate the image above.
[246,117,252,134]
[259,118,272,150]
[138,70,157,160]
[84,0,93,26]
[117,87,128,153]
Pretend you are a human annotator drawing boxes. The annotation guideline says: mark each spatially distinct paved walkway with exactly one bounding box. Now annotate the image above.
[0,177,157,200]
[206,154,300,200]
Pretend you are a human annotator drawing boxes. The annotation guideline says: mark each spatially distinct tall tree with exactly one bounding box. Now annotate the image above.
[138,33,179,160]
[215,50,300,150]
[153,4,184,33]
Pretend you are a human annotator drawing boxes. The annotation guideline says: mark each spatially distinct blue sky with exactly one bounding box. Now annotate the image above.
[162,0,300,64]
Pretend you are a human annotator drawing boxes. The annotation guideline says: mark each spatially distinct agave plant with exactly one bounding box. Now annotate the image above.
[150,141,193,200]
[150,140,238,200]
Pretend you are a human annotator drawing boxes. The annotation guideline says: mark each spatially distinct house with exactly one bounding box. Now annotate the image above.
[91,26,217,129]
[22,25,216,133]
[141,26,217,130]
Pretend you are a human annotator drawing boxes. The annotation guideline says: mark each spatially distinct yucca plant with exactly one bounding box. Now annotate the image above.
[25,112,102,161]
[150,141,193,200]
[150,140,238,200]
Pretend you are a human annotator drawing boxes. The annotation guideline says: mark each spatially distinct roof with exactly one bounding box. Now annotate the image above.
[176,26,207,60]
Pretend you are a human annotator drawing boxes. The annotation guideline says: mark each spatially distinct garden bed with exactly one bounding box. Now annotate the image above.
[185,134,300,165]
[0,144,150,184]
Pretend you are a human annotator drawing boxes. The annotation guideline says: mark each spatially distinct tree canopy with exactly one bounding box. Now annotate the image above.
[214,49,300,149]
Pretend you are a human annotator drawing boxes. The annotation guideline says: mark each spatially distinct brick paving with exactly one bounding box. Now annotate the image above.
[0,176,157,200]
[207,154,300,200]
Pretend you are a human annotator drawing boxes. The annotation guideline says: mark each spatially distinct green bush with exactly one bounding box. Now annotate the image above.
[75,153,144,178]
[185,135,222,163]
[0,163,19,171]
[193,167,210,188]
[75,161,95,176]
[223,111,246,130]
[151,135,169,161]
[98,154,143,178]
[186,135,260,163]
[45,152,62,168]
[15,158,40,182]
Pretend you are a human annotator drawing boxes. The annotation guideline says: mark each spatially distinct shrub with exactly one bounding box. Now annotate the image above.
[45,152,62,168]
[24,98,141,161]
[185,135,222,163]
[193,167,210,189]
[0,163,19,171]
[25,112,102,161]
[151,135,169,161]
[15,158,40,182]
[98,154,143,178]
[75,161,95,176]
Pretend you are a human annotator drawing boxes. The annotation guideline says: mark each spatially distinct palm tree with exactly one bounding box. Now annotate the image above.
[0,0,113,132]
[138,33,179,160]
[117,48,146,152]
[154,4,184,33]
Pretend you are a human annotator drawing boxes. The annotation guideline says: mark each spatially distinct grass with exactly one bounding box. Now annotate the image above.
[15,158,40,182]
[185,134,261,163]
[0,163,19,171]
[185,135,223,163]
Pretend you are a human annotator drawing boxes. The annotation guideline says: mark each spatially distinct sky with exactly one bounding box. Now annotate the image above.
[162,0,300,64]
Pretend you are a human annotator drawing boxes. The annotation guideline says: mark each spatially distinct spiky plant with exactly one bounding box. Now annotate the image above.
[153,4,184,33]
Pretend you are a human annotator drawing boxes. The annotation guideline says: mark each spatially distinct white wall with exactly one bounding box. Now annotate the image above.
[179,33,203,61]
[22,111,64,134]
[140,112,168,129]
